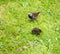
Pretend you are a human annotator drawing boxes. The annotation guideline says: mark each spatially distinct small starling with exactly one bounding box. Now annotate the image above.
[32,28,42,35]
[28,12,40,20]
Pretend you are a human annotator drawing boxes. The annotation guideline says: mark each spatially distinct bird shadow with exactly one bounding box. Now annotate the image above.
[28,19,35,23]
[28,19,39,23]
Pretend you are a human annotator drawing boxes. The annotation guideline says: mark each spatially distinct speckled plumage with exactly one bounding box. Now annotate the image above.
[32,28,42,35]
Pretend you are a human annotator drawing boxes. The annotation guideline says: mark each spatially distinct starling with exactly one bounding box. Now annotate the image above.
[32,28,42,35]
[28,12,40,20]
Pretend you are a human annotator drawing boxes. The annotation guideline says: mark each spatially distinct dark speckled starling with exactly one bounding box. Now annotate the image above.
[32,28,42,35]
[28,12,40,20]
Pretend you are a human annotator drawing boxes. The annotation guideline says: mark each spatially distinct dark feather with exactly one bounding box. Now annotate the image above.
[28,12,40,20]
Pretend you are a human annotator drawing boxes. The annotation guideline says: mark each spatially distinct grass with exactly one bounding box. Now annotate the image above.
[0,0,60,54]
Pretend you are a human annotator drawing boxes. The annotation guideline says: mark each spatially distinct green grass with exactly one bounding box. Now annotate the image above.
[0,0,60,54]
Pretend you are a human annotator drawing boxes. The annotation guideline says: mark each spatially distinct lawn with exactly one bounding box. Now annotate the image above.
[0,0,60,54]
